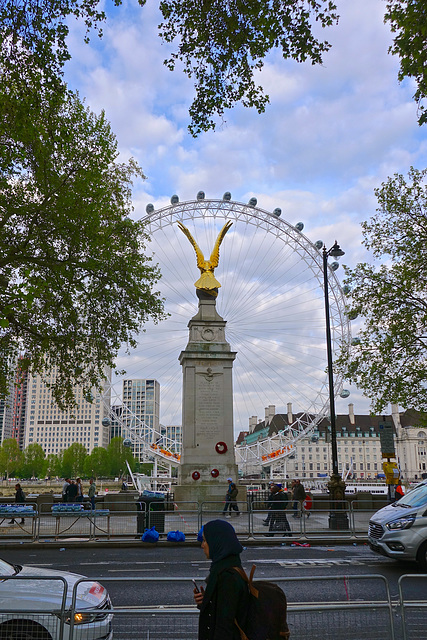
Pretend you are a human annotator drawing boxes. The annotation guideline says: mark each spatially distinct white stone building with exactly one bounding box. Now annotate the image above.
[392,404,427,482]
[237,403,427,483]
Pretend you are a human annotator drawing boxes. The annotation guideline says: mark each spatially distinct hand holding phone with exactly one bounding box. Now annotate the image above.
[193,580,204,606]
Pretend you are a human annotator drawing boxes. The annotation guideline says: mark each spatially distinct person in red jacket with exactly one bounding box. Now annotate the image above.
[394,482,405,500]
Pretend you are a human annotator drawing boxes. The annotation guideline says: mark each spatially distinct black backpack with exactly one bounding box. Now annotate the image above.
[234,565,290,640]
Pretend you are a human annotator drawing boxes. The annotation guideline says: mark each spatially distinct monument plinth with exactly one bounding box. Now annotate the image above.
[174,290,239,503]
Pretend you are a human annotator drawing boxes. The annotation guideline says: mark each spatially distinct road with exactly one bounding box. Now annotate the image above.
[3,544,427,640]
[3,542,425,606]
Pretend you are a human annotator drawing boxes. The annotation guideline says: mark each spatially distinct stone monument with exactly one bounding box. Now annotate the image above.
[173,221,243,504]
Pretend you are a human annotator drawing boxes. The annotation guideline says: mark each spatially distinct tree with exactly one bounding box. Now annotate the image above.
[2,1,340,135]
[106,437,135,476]
[3,1,427,135]
[0,438,23,478]
[61,442,88,477]
[83,446,110,478]
[337,167,427,413]
[45,453,62,478]
[0,79,166,407]
[156,0,339,135]
[384,1,427,126]
[18,443,46,479]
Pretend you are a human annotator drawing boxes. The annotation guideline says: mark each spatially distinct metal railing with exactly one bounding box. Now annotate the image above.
[0,499,391,542]
[0,573,425,639]
[398,574,427,640]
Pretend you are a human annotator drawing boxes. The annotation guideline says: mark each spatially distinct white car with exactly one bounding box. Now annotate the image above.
[0,558,113,640]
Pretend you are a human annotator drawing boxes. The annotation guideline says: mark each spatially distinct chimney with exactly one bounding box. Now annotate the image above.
[287,402,293,424]
[348,403,355,425]
[249,416,258,433]
[265,405,275,425]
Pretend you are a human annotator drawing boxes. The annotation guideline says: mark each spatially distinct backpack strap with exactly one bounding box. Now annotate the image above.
[234,565,259,598]
[232,567,251,640]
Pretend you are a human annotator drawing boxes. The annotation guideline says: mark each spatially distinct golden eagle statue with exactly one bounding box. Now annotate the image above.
[177,220,233,293]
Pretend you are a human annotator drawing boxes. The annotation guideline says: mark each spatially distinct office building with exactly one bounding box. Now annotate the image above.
[121,379,160,460]
[24,368,111,455]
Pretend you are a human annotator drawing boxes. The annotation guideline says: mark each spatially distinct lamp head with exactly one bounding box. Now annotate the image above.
[329,241,345,258]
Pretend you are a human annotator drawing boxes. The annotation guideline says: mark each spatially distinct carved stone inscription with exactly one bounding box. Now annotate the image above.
[195,368,223,438]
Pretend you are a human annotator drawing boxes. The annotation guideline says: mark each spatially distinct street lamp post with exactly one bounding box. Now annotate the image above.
[323,242,349,530]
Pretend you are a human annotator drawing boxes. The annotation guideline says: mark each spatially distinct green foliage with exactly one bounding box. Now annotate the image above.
[157,0,339,135]
[107,437,135,476]
[45,453,62,478]
[0,438,23,478]
[338,167,427,412]
[0,78,166,406]
[135,462,153,475]
[0,0,121,76]
[1,0,338,136]
[385,1,427,126]
[83,446,110,477]
[3,1,427,136]
[61,442,88,477]
[18,443,46,479]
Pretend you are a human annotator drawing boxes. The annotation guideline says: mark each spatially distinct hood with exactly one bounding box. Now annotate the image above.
[371,502,419,525]
[0,565,108,611]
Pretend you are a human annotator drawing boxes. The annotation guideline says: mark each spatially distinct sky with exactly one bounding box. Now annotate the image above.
[63,0,427,435]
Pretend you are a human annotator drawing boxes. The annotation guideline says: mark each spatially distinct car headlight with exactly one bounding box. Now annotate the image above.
[63,597,112,625]
[64,611,97,625]
[386,514,416,530]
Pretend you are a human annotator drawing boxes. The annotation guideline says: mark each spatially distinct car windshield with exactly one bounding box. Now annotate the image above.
[0,559,17,576]
[395,482,427,509]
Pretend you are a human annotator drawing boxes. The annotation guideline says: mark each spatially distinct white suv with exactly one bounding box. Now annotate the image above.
[0,558,113,640]
[368,479,427,570]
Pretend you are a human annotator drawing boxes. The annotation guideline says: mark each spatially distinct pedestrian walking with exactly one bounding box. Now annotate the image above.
[62,478,70,502]
[8,483,26,525]
[193,519,249,640]
[66,479,78,503]
[88,478,96,510]
[394,481,404,501]
[292,479,306,518]
[222,478,233,516]
[229,483,240,516]
[263,482,276,526]
[75,478,84,503]
[267,485,291,536]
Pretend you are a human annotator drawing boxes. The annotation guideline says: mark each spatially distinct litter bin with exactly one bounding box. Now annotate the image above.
[136,499,147,535]
[148,498,165,533]
[136,495,165,534]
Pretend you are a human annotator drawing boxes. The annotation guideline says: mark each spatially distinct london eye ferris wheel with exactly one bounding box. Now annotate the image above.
[108,193,351,466]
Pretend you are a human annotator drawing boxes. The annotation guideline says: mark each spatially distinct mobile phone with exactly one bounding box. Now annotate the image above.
[192,579,200,592]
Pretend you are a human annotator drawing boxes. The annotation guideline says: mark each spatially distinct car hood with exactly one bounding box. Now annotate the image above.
[0,565,108,610]
[370,502,418,525]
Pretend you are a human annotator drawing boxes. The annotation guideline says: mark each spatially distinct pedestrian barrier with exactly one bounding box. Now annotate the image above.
[66,573,415,640]
[0,501,38,541]
[398,574,427,640]
[0,499,398,542]
[0,575,67,640]
[0,574,425,639]
[37,502,112,540]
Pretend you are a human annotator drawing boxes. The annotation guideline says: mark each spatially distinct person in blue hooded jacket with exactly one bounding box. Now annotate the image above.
[194,519,249,640]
